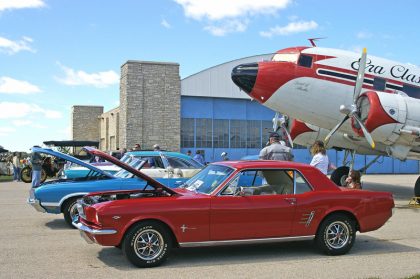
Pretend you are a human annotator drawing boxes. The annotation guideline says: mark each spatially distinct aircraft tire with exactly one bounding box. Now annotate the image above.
[415,176,420,197]
[330,166,350,186]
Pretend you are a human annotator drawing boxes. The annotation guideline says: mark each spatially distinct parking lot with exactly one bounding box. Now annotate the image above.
[1,175,420,279]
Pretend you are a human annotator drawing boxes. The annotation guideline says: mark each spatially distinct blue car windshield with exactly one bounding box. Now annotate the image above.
[183,165,234,194]
[114,157,143,178]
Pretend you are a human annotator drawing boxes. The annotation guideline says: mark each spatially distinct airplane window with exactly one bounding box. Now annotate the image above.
[373,77,386,91]
[298,55,313,68]
[272,53,299,63]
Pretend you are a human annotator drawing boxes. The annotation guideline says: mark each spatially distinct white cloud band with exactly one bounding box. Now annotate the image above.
[0,77,41,94]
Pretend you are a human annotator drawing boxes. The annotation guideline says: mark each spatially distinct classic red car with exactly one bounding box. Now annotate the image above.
[74,149,394,268]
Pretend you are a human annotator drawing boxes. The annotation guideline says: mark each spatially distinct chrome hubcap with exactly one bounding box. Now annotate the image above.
[326,221,350,249]
[69,202,78,220]
[134,229,164,260]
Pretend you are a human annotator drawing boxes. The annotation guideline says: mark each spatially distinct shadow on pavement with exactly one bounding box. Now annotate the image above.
[44,219,73,230]
[96,235,420,270]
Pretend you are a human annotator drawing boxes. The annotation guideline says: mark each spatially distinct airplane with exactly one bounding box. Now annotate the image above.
[231,42,420,197]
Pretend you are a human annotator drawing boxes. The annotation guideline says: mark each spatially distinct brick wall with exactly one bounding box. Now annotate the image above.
[71,106,104,142]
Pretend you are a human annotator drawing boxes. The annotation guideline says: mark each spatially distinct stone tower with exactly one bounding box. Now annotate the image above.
[119,60,181,151]
[71,105,103,141]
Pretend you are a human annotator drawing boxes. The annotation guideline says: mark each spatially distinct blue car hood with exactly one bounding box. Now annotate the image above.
[31,147,114,179]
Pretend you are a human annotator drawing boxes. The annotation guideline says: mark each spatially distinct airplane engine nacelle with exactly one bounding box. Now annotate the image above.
[351,91,406,145]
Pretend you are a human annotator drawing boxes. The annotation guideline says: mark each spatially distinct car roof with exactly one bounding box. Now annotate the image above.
[128,151,192,160]
[212,160,315,170]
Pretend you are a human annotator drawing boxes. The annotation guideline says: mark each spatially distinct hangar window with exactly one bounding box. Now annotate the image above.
[181,118,195,148]
[373,77,386,91]
[196,118,213,148]
[272,53,299,63]
[230,120,247,148]
[247,120,261,148]
[213,119,229,148]
[298,55,313,68]
[262,121,273,147]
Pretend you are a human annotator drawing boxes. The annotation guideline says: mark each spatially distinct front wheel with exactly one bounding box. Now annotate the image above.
[316,214,356,255]
[330,166,350,186]
[122,221,172,268]
[20,166,32,183]
[62,198,79,228]
[415,176,420,197]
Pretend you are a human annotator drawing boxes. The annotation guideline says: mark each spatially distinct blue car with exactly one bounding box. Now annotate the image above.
[27,147,202,227]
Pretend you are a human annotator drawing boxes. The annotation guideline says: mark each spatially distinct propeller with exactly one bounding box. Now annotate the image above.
[324,48,376,149]
[273,112,294,148]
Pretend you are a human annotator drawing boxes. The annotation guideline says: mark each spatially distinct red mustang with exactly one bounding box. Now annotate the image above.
[74,149,394,268]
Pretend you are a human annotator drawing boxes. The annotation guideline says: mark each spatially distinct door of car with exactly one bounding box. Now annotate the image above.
[210,169,297,241]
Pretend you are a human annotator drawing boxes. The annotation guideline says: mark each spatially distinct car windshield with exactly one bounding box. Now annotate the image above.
[113,157,143,178]
[182,165,234,194]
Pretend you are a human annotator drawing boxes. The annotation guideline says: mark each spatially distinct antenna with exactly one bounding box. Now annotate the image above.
[308,37,326,47]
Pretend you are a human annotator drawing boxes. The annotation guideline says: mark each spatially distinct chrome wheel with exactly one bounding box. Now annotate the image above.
[69,202,79,221]
[134,229,164,261]
[325,221,350,249]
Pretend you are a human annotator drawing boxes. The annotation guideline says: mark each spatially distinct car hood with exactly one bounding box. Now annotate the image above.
[31,147,114,179]
[82,147,177,195]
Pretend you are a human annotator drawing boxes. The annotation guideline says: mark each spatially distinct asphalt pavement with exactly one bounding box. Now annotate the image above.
[0,175,419,279]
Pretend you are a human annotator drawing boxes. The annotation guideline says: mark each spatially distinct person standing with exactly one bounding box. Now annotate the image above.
[30,146,43,188]
[221,152,229,161]
[186,150,192,157]
[259,132,293,161]
[12,152,22,181]
[309,140,332,175]
[193,150,205,165]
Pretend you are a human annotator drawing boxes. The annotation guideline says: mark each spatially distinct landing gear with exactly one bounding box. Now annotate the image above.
[331,166,350,186]
[329,149,381,187]
[415,177,420,197]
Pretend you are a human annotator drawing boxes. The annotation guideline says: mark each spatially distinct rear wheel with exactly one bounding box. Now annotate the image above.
[20,166,32,183]
[62,197,79,228]
[330,166,350,186]
[316,214,356,255]
[122,221,172,268]
[415,176,420,197]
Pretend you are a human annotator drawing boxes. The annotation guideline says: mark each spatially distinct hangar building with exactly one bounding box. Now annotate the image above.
[71,54,419,173]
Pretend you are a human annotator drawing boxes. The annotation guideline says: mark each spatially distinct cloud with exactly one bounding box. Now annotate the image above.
[0,36,35,55]
[260,20,318,37]
[0,102,62,119]
[356,31,373,39]
[12,120,32,127]
[0,127,16,136]
[0,0,45,11]
[174,0,291,20]
[161,19,172,29]
[0,76,41,94]
[204,19,248,36]
[56,63,119,88]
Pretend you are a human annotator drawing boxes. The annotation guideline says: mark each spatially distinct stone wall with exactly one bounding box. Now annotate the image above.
[71,105,103,142]
[119,61,181,151]
[100,107,120,151]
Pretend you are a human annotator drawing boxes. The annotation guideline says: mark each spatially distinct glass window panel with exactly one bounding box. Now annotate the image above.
[196,118,212,148]
[181,118,195,148]
[230,120,247,148]
[247,120,261,148]
[261,121,273,148]
[213,119,229,148]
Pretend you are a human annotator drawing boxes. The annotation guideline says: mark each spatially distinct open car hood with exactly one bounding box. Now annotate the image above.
[31,147,114,179]
[82,147,177,195]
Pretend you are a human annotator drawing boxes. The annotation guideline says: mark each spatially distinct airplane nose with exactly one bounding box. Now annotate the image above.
[231,63,258,94]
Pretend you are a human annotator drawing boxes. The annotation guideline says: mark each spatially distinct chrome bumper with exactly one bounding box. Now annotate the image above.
[72,220,117,235]
[27,198,46,213]
[72,220,118,244]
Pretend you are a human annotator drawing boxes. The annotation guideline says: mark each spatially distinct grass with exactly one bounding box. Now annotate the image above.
[0,175,13,182]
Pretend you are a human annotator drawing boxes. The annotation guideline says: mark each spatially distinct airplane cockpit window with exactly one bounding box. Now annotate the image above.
[298,55,313,68]
[373,77,386,91]
[272,53,299,63]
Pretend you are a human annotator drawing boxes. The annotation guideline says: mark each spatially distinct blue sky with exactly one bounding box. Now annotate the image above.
[1,0,419,151]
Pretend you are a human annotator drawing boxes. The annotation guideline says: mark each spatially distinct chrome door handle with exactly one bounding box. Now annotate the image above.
[284,198,296,205]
